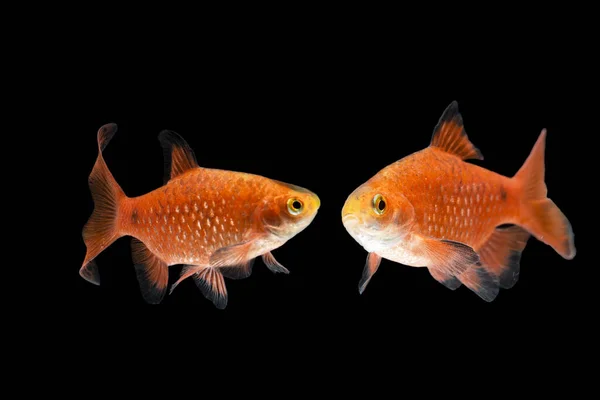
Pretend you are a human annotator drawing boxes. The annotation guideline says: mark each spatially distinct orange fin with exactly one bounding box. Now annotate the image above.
[158,130,199,183]
[80,123,126,284]
[457,266,499,302]
[420,236,480,277]
[514,130,576,259]
[514,129,547,199]
[80,260,101,286]
[131,238,169,304]
[169,265,201,294]
[209,240,255,268]
[262,252,290,274]
[525,199,575,259]
[430,101,483,161]
[428,267,462,290]
[478,225,530,289]
[220,258,255,280]
[194,267,228,309]
[359,252,382,294]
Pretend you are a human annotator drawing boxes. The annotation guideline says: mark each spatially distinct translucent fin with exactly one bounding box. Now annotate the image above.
[514,130,575,259]
[428,267,462,290]
[419,236,480,277]
[430,101,483,160]
[261,252,290,274]
[478,225,530,289]
[169,265,201,294]
[209,240,255,268]
[131,238,169,304]
[158,129,199,183]
[358,252,382,294]
[80,123,125,284]
[219,258,255,280]
[194,267,228,309]
[457,266,500,302]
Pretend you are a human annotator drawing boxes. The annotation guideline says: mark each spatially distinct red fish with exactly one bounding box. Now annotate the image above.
[81,124,320,308]
[342,101,575,301]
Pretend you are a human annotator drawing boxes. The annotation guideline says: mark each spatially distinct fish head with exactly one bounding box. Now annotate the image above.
[259,181,321,240]
[341,182,415,252]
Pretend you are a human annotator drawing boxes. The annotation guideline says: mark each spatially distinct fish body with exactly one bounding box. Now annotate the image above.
[124,169,311,267]
[356,148,517,262]
[342,101,575,301]
[81,125,320,308]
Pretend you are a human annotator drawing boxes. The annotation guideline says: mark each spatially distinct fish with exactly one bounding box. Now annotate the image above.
[341,101,576,301]
[80,123,320,308]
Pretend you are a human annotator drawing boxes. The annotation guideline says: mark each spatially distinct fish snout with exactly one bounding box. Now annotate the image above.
[304,192,321,217]
[342,197,362,226]
[313,193,321,210]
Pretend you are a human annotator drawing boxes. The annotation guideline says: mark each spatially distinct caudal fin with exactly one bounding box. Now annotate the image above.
[80,123,126,284]
[514,129,576,260]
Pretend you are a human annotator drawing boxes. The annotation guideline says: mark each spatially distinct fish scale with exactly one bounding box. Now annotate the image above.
[122,169,263,266]
[405,149,518,251]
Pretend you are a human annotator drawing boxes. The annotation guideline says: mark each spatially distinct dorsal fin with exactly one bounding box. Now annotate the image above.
[158,130,200,183]
[429,101,483,161]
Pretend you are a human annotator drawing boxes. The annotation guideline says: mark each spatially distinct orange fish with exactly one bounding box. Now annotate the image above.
[342,101,575,301]
[81,124,320,308]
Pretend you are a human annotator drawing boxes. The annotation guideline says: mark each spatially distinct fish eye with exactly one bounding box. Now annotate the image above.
[372,194,386,215]
[287,198,304,215]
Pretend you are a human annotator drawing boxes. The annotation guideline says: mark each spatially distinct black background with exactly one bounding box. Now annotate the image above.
[60,32,589,345]
[13,8,592,393]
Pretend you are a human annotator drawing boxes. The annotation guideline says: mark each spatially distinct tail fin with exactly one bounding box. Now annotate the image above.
[80,123,126,284]
[514,129,576,260]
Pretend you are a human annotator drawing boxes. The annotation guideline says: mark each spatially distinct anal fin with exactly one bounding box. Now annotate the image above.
[131,238,169,304]
[428,267,462,290]
[80,260,101,286]
[457,266,499,302]
[478,225,530,289]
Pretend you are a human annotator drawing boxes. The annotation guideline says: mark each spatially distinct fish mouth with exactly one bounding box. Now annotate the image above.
[314,194,321,209]
[308,193,321,213]
[341,214,361,231]
[341,197,359,219]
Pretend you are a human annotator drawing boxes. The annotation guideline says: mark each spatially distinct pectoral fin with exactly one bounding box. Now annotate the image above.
[261,252,289,274]
[209,240,256,268]
[219,258,255,280]
[419,235,480,277]
[359,252,382,294]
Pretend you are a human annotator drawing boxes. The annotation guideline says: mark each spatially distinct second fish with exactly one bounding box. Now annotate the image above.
[341,101,575,301]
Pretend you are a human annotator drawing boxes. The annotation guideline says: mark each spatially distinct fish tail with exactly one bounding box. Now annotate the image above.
[80,123,127,284]
[514,129,575,260]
